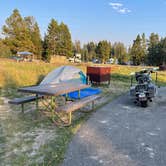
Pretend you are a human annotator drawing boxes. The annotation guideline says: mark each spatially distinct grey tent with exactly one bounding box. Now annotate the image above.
[40,66,86,85]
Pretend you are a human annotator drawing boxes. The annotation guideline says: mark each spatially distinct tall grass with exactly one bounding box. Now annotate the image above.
[110,65,166,86]
[0,59,56,88]
[0,59,166,89]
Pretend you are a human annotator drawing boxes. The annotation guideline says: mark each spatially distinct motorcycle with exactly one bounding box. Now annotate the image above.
[130,68,158,107]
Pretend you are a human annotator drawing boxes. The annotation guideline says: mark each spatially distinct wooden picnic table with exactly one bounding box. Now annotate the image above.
[18,82,90,96]
[18,82,91,125]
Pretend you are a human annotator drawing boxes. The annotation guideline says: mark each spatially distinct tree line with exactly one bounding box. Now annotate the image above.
[130,33,166,66]
[0,9,72,61]
[75,33,166,66]
[0,9,165,66]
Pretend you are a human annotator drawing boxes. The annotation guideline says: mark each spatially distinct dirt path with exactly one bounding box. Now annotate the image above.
[62,87,166,166]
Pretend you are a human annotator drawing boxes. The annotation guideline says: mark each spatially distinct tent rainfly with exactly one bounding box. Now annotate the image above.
[40,66,87,85]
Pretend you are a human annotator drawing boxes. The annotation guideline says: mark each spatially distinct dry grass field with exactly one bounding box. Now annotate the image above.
[0,58,165,89]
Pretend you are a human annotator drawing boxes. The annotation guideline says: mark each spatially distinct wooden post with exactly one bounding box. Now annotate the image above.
[21,104,24,113]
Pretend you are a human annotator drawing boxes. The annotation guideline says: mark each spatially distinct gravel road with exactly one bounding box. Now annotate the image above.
[62,87,166,166]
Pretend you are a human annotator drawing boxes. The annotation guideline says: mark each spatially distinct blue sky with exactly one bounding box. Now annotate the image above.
[0,0,166,46]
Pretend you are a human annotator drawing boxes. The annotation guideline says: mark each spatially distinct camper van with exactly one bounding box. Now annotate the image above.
[68,53,81,63]
[106,58,114,64]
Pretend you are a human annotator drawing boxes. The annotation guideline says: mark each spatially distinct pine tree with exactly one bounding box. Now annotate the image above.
[96,40,111,63]
[130,34,145,65]
[24,16,42,59]
[141,33,147,63]
[160,38,166,65]
[2,9,34,53]
[42,34,51,62]
[46,19,72,58]
[82,44,89,62]
[73,40,81,54]
[0,39,12,57]
[46,19,59,56]
[112,42,127,64]
[87,42,97,61]
[58,22,72,57]
[147,33,160,65]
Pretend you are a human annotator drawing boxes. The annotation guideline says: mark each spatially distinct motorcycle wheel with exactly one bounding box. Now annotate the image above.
[141,101,148,107]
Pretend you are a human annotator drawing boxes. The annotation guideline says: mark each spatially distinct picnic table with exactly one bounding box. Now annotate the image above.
[17,82,96,126]
[18,82,90,97]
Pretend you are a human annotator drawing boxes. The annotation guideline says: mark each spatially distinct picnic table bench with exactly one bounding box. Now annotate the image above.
[56,95,101,126]
[8,95,43,113]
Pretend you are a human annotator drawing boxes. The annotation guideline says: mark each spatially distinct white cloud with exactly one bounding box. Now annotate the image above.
[109,2,131,14]
[118,8,131,14]
[109,2,123,7]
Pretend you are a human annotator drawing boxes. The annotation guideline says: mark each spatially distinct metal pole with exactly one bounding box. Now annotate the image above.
[65,93,68,102]
[68,112,72,125]
[155,72,158,85]
[51,96,54,109]
[51,96,55,121]
[92,101,95,110]
[36,94,39,111]
[21,104,24,113]
[131,76,133,87]
[78,90,80,99]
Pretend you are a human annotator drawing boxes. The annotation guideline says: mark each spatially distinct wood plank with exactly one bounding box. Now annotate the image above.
[8,95,43,105]
[18,83,90,96]
[56,95,101,113]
